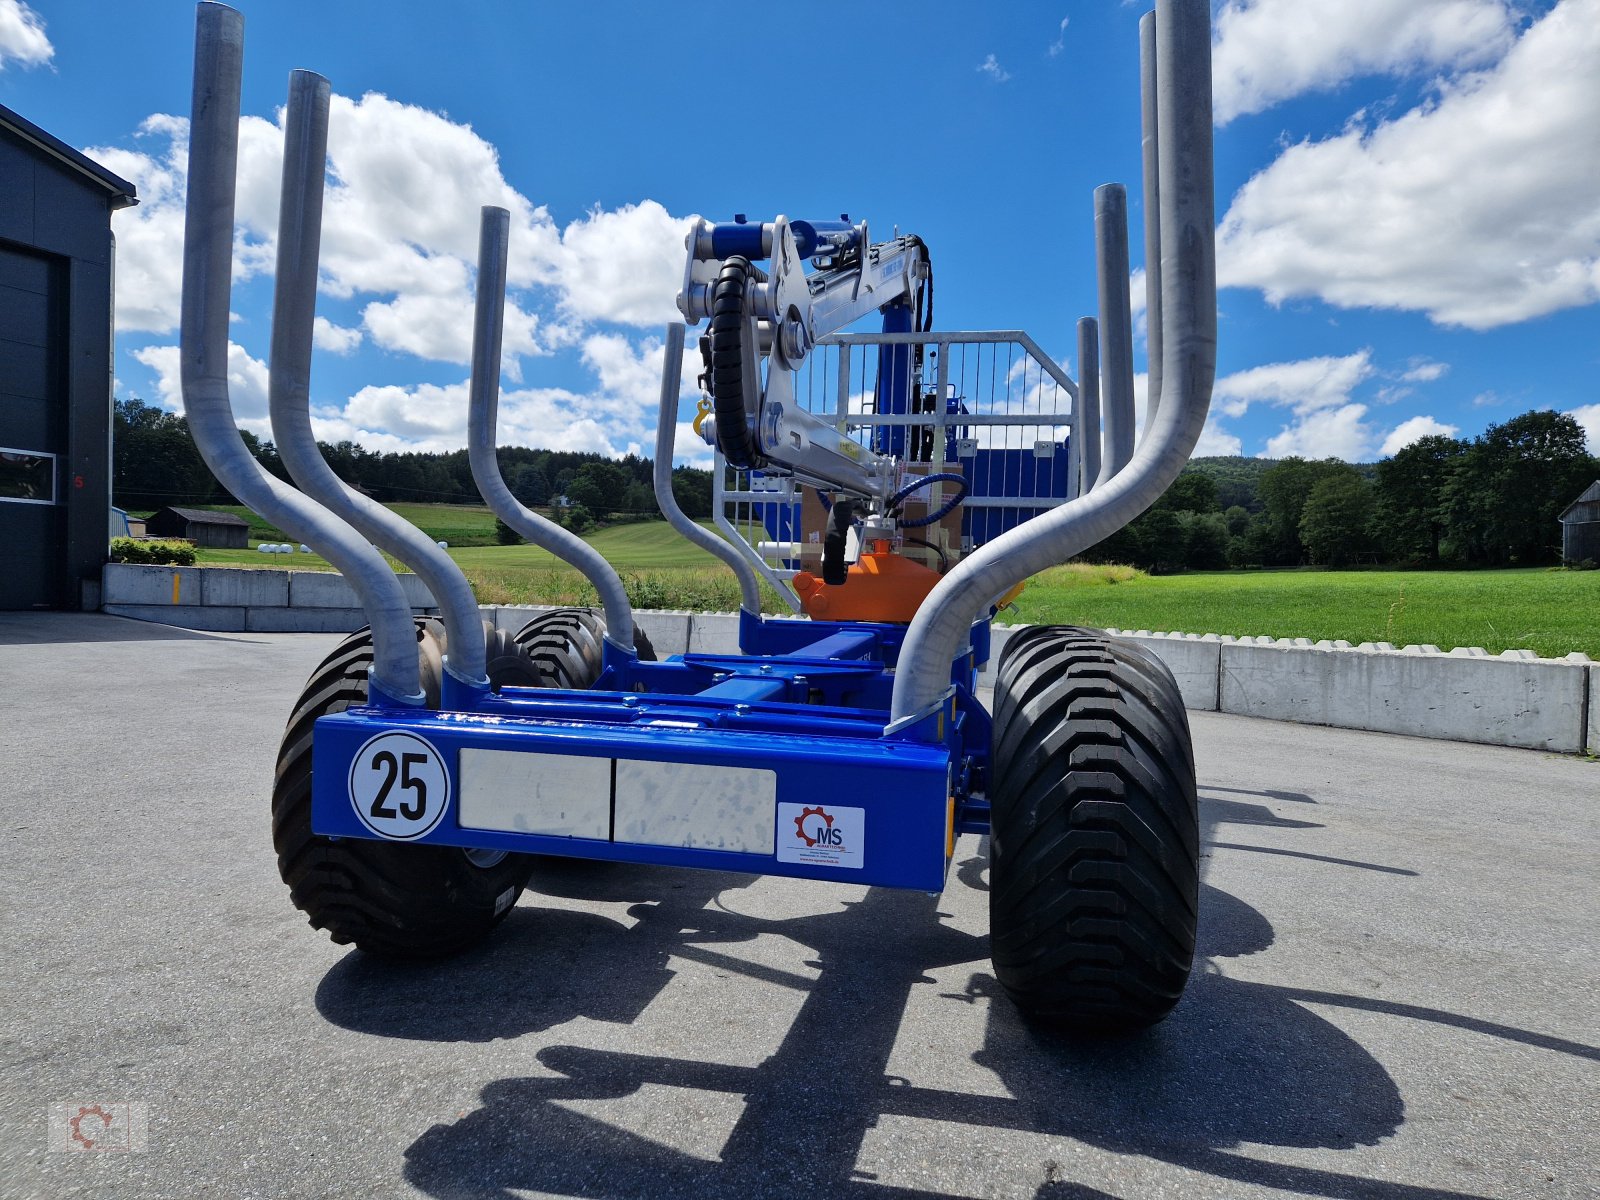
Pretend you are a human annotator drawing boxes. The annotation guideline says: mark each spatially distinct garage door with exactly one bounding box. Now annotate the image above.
[0,242,64,609]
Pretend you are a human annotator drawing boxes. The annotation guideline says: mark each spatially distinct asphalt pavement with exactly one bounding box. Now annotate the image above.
[1,611,1595,1199]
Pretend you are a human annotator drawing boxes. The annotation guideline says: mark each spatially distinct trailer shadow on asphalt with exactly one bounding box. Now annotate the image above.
[302,783,1600,1199]
[347,879,1439,1200]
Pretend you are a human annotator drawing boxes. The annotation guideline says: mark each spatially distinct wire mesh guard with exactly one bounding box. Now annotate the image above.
[716,331,1080,609]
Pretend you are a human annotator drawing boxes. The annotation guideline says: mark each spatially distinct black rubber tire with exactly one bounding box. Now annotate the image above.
[632,625,657,663]
[272,618,534,960]
[511,608,606,686]
[509,608,656,688]
[274,610,656,957]
[707,255,758,469]
[988,624,1199,1031]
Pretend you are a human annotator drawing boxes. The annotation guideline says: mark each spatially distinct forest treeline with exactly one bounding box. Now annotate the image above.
[115,398,1596,569]
[1089,410,1598,571]
[112,398,713,522]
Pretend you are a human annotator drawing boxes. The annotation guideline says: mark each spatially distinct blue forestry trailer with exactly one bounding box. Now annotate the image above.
[182,0,1216,1030]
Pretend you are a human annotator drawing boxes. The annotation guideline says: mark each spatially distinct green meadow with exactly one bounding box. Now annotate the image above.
[170,508,1597,658]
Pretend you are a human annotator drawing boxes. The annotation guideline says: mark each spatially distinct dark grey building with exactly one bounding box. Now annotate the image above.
[1,103,136,610]
[1560,480,1600,565]
[144,506,248,549]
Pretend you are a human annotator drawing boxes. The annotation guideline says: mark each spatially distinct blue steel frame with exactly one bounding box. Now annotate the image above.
[311,612,995,894]
[313,217,1005,894]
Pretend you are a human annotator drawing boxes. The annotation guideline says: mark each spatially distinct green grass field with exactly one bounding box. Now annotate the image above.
[185,510,767,612]
[1010,563,1599,659]
[160,503,506,547]
[173,505,1597,658]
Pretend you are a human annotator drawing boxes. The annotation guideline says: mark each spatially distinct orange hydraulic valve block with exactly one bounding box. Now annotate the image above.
[793,548,943,623]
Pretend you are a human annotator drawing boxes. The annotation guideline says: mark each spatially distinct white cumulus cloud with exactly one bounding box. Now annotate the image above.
[1217,0,1600,330]
[133,340,272,430]
[1205,351,1394,460]
[1212,0,1515,124]
[1379,414,1460,456]
[1400,359,1449,384]
[101,87,707,457]
[1566,403,1600,454]
[99,94,694,352]
[1263,402,1375,460]
[552,203,696,328]
[311,316,362,355]
[1212,350,1374,418]
[0,0,52,71]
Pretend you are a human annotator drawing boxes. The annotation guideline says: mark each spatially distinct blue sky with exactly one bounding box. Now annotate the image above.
[2,0,1596,464]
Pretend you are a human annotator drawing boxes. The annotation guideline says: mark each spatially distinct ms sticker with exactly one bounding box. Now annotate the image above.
[776,803,864,869]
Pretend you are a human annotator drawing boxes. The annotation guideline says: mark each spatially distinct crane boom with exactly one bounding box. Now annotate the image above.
[677,215,930,500]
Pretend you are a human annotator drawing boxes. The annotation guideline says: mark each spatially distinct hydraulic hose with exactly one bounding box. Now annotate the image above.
[888,472,968,528]
[822,499,855,586]
[707,257,759,469]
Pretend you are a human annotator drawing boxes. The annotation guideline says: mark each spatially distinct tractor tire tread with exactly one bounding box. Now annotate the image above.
[988,625,1199,1031]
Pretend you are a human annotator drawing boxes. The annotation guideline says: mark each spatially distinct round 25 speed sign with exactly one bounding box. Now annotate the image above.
[348,731,451,840]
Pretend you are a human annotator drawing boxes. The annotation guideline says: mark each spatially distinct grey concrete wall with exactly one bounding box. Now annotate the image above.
[202,568,289,608]
[102,563,434,633]
[99,567,1599,754]
[102,564,202,606]
[1216,638,1588,753]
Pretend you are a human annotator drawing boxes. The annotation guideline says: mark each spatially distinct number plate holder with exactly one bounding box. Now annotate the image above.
[309,702,954,891]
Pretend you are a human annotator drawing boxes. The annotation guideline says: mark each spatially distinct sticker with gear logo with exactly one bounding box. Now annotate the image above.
[793,805,834,846]
[777,802,864,868]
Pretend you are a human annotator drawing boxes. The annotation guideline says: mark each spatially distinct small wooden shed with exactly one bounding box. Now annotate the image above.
[144,506,249,548]
[1559,480,1600,564]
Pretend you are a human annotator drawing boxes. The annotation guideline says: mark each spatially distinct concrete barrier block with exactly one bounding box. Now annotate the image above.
[395,572,435,607]
[1112,631,1221,711]
[202,567,289,608]
[634,611,691,658]
[288,570,359,609]
[687,612,740,655]
[976,624,1023,681]
[485,604,551,633]
[245,607,366,633]
[1220,641,1587,752]
[103,603,245,632]
[102,563,201,606]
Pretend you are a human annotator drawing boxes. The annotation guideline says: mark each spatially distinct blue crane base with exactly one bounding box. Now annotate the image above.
[310,611,995,893]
